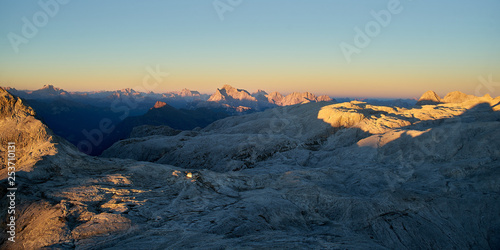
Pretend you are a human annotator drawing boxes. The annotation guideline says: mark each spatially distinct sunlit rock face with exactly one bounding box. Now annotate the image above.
[0,88,58,177]
[208,85,258,103]
[416,90,442,105]
[204,84,335,112]
[266,90,333,106]
[1,89,500,249]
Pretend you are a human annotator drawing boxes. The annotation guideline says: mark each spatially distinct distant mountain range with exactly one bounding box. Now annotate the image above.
[4,84,418,110]
[5,84,337,111]
[2,84,418,155]
[4,85,209,110]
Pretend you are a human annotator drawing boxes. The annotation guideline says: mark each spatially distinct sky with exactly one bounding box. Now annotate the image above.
[0,0,499,98]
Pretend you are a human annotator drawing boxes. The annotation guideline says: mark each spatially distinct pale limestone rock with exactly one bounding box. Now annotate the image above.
[416,90,442,105]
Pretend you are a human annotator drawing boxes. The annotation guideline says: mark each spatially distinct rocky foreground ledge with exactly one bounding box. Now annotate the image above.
[1,88,499,249]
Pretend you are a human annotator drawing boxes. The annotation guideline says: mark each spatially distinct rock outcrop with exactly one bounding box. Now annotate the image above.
[416,90,488,106]
[442,90,476,103]
[0,88,58,176]
[416,90,442,105]
[152,101,167,109]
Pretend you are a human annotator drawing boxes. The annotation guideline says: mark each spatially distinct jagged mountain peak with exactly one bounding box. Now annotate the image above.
[152,101,168,109]
[317,95,333,102]
[41,84,54,89]
[179,88,201,97]
[251,89,269,102]
[2,86,17,91]
[220,84,252,96]
[288,91,316,99]
[221,84,233,89]
[118,88,137,93]
[267,91,284,98]
[416,90,442,105]
[220,84,237,91]
[34,84,69,96]
[266,91,332,106]
[41,84,63,91]
[0,87,36,119]
[208,85,256,102]
[252,89,268,95]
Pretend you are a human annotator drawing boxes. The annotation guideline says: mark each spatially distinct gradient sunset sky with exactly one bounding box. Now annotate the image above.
[1,0,499,98]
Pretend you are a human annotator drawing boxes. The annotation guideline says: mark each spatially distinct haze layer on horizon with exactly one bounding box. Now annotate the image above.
[1,0,499,98]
